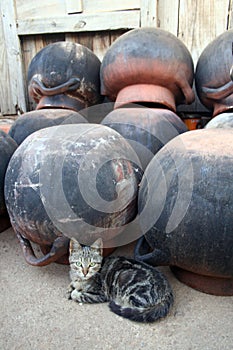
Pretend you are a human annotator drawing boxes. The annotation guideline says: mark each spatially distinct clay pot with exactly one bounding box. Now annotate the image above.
[5,124,141,265]
[100,28,195,111]
[135,129,233,295]
[181,115,202,130]
[101,107,188,170]
[0,119,15,134]
[0,130,18,231]
[28,41,103,111]
[205,112,233,129]
[8,108,87,145]
[195,30,233,117]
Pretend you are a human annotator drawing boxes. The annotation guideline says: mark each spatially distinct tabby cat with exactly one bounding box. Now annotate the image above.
[66,237,174,323]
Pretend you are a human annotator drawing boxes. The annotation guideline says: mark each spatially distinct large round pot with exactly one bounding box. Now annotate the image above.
[135,129,233,295]
[8,108,87,145]
[195,30,233,117]
[28,41,103,111]
[100,28,194,111]
[205,112,233,129]
[4,124,141,266]
[0,130,18,231]
[101,107,188,169]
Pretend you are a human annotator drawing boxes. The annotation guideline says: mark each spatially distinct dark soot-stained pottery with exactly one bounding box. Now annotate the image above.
[205,112,233,129]
[101,107,188,170]
[28,41,103,112]
[135,129,233,295]
[195,30,233,117]
[100,28,194,111]
[5,124,141,266]
[8,108,88,145]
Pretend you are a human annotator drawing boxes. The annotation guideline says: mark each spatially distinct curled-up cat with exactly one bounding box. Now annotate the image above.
[66,237,174,323]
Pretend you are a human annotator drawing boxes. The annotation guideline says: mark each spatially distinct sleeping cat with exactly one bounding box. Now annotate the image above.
[66,237,174,323]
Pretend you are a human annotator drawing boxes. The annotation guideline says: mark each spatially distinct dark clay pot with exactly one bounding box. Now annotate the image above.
[8,108,87,145]
[101,107,188,170]
[135,129,233,295]
[28,41,103,111]
[100,28,194,111]
[4,124,141,266]
[195,30,233,117]
[205,112,233,129]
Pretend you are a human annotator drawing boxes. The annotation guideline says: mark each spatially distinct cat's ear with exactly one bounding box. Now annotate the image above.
[91,238,103,254]
[69,237,82,253]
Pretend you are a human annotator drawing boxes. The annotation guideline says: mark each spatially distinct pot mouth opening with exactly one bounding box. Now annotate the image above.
[213,104,233,117]
[36,94,86,112]
[114,84,176,112]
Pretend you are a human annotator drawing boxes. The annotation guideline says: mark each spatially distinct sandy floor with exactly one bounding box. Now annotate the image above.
[0,227,233,350]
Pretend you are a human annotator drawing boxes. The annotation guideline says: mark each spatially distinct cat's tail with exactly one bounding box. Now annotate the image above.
[108,290,174,323]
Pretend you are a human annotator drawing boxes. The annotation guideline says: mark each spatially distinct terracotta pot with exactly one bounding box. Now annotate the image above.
[8,108,87,145]
[182,116,202,130]
[0,130,17,223]
[101,107,188,170]
[205,112,233,129]
[0,119,15,134]
[28,41,103,111]
[5,124,141,265]
[100,28,195,111]
[195,30,233,117]
[135,129,233,295]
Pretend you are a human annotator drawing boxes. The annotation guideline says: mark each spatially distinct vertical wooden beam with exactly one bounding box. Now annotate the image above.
[21,35,44,111]
[178,0,229,67]
[0,0,26,115]
[157,0,179,35]
[140,0,158,27]
[227,0,233,29]
[93,32,111,61]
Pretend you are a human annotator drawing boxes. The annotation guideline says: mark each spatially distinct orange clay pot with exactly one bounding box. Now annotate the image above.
[100,28,195,111]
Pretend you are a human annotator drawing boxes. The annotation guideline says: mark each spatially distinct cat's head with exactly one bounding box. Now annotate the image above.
[69,237,103,280]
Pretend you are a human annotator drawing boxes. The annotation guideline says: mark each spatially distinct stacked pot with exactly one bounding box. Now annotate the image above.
[3,28,233,296]
[4,40,143,265]
[195,29,233,129]
[100,28,193,169]
[8,41,105,145]
[132,29,233,295]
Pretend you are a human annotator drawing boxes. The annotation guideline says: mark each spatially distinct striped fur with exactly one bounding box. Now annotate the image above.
[67,238,173,323]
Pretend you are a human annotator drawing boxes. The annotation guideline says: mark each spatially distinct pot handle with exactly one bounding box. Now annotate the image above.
[134,236,170,266]
[202,80,233,100]
[16,231,69,266]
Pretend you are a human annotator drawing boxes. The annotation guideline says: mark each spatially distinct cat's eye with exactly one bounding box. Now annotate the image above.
[75,262,82,267]
[89,262,96,267]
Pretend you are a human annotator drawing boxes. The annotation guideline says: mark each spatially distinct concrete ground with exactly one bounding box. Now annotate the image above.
[0,227,232,350]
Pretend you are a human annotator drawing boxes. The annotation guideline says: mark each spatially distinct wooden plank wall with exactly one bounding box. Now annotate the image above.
[0,0,233,115]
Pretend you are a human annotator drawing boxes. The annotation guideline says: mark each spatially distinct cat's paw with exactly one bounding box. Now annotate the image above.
[71,289,83,302]
[66,284,74,300]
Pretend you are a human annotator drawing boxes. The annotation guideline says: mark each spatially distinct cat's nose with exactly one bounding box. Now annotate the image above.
[82,268,88,276]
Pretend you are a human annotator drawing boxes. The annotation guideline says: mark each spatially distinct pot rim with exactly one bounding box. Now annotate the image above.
[36,94,87,112]
[114,84,176,112]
